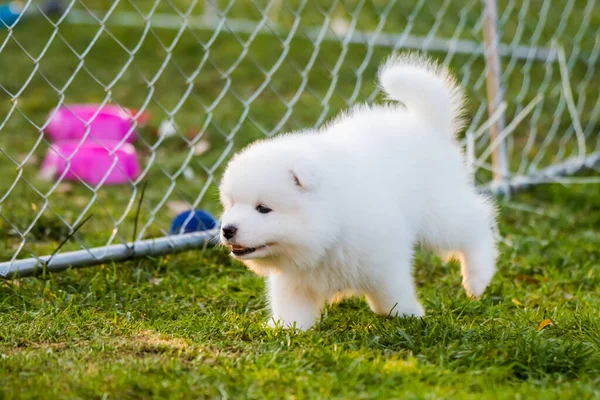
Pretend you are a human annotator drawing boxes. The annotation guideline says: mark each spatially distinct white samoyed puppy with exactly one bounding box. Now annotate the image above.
[218,53,498,331]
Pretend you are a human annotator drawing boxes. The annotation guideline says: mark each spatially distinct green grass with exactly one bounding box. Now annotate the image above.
[1,183,599,399]
[1,1,600,398]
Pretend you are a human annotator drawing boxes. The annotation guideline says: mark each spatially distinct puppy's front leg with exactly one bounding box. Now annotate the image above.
[267,274,323,331]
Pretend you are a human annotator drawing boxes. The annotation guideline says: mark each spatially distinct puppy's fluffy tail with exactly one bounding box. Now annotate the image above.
[378,53,466,137]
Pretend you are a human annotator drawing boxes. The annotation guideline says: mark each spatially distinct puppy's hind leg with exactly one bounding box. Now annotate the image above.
[447,196,498,298]
[458,232,497,298]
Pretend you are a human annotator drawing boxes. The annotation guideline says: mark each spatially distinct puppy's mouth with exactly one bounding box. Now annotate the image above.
[229,244,269,256]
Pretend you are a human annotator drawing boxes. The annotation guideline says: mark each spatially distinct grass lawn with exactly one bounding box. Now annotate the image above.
[1,1,599,398]
[0,184,599,399]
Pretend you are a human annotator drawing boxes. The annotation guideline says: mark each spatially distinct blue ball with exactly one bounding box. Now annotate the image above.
[0,2,22,28]
[170,209,218,234]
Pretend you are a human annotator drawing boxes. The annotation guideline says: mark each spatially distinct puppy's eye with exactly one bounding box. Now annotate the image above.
[256,204,272,214]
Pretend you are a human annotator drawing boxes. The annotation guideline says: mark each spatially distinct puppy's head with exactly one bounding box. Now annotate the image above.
[219,139,336,268]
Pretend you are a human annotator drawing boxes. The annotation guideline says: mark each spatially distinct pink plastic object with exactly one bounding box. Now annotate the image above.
[40,140,141,185]
[45,104,148,144]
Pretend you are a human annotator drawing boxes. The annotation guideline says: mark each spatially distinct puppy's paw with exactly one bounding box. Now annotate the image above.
[391,304,425,318]
[463,273,494,298]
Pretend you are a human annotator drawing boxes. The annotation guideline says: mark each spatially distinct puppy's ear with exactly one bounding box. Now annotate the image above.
[289,162,320,191]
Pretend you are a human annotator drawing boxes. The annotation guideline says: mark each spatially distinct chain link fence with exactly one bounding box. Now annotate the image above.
[0,0,598,278]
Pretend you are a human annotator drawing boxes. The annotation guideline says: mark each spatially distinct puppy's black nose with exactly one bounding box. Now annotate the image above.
[222,225,237,240]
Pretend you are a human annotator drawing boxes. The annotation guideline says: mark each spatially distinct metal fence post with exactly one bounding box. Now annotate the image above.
[481,0,509,195]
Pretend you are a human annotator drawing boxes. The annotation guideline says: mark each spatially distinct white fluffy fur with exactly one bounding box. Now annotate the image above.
[218,53,498,331]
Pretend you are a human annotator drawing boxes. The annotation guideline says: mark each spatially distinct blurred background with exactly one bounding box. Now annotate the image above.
[0,0,598,270]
